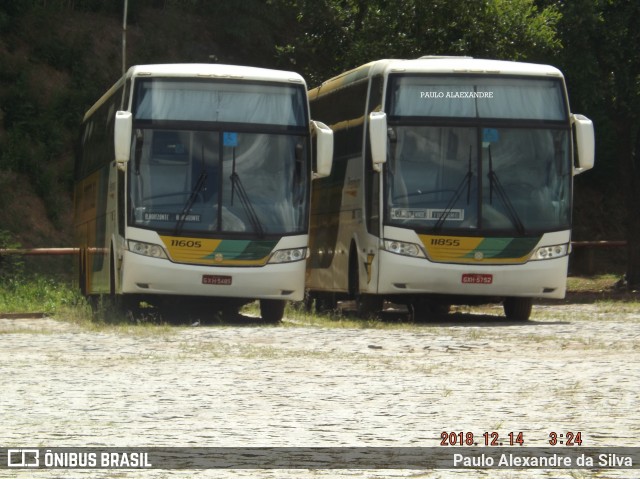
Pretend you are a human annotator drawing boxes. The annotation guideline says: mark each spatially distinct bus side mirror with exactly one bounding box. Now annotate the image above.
[114,111,133,164]
[572,114,595,175]
[369,111,387,172]
[311,120,333,179]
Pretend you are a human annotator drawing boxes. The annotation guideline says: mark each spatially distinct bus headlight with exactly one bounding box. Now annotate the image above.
[269,247,308,264]
[531,243,568,261]
[128,240,168,259]
[383,239,426,258]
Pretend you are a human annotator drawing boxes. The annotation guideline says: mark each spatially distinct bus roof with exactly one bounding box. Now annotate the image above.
[309,56,564,98]
[125,63,306,85]
[83,63,306,121]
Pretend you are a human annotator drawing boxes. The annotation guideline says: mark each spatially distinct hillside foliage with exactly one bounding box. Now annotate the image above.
[0,0,638,284]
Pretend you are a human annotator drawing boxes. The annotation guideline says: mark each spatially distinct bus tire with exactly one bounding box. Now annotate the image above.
[503,297,533,321]
[260,299,286,323]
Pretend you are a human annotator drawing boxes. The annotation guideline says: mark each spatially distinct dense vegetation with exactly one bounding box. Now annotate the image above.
[0,0,638,286]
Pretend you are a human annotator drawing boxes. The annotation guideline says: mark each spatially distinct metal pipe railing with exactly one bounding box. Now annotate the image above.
[0,248,79,256]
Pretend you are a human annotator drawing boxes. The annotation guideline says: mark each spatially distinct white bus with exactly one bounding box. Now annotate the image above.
[75,63,332,322]
[305,57,594,320]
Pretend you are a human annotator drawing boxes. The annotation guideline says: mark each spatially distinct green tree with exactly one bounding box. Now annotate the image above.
[553,0,640,289]
[277,0,561,85]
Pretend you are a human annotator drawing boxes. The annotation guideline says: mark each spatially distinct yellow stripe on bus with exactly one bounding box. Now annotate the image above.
[418,234,536,264]
[159,236,273,266]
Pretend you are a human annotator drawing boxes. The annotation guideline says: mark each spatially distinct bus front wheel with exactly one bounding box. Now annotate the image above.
[260,299,286,323]
[503,297,533,321]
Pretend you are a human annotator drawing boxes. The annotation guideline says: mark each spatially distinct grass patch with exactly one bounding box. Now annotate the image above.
[0,274,83,315]
[0,273,172,334]
[1,273,638,333]
[284,305,404,329]
[566,274,623,293]
[565,274,640,312]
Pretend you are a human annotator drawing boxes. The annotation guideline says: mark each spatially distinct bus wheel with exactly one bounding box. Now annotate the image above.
[260,299,286,323]
[503,297,533,321]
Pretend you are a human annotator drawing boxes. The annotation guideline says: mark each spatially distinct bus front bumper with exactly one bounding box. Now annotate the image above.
[120,251,305,301]
[376,250,568,299]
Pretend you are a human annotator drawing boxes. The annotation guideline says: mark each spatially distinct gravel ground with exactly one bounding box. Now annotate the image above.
[0,300,638,478]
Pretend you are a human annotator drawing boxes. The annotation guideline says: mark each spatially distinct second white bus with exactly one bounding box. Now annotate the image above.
[305,57,594,320]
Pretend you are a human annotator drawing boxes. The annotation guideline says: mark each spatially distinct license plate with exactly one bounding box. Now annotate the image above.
[461,273,493,284]
[202,274,232,285]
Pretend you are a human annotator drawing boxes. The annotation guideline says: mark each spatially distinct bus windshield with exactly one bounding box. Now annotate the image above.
[134,79,306,126]
[129,79,309,236]
[385,75,571,234]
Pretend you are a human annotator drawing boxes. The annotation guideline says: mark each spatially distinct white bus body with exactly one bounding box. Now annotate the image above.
[75,64,332,321]
[305,57,594,320]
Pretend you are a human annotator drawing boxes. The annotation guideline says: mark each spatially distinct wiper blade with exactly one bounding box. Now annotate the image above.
[174,170,207,236]
[486,146,526,235]
[229,147,265,238]
[230,172,265,238]
[434,146,473,232]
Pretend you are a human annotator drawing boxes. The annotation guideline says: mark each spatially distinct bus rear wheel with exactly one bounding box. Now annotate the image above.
[260,299,286,323]
[503,297,533,321]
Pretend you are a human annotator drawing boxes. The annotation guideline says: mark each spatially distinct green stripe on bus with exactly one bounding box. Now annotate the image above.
[204,240,278,261]
[464,237,540,259]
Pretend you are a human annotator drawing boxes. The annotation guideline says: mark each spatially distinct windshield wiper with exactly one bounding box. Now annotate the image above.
[174,169,207,236]
[434,145,473,232]
[486,145,526,235]
[229,148,265,238]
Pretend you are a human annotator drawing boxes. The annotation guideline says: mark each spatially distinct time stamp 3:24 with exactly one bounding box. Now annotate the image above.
[440,431,583,447]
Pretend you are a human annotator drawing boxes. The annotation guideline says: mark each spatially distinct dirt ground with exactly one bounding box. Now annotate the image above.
[0,289,638,478]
